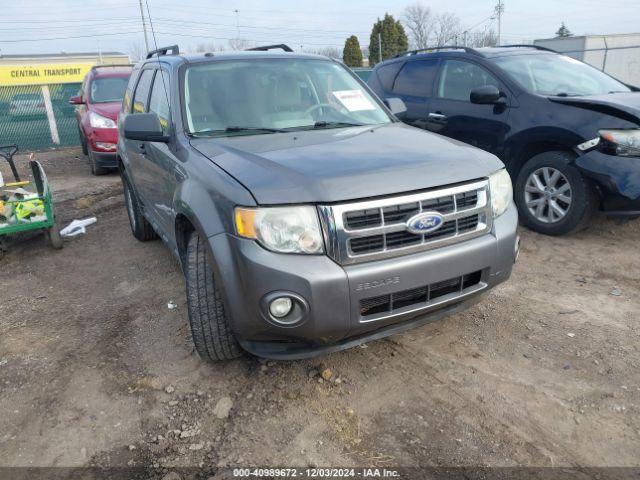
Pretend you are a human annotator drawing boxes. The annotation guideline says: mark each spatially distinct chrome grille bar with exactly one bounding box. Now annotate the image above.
[318,179,492,265]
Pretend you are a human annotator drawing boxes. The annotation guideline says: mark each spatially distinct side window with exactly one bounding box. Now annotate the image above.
[392,59,439,97]
[148,70,171,134]
[122,68,140,112]
[132,69,154,113]
[437,60,500,101]
[375,62,403,91]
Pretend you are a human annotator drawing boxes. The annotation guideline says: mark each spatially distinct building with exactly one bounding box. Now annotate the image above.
[534,33,640,87]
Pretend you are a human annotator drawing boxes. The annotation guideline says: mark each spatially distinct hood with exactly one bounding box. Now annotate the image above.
[89,102,121,121]
[549,92,640,125]
[191,123,504,204]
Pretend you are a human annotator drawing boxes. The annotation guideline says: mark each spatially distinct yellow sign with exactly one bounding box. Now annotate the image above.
[0,63,94,86]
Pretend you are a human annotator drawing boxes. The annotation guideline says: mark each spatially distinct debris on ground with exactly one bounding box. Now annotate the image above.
[167,301,177,310]
[610,287,622,296]
[213,396,233,419]
[165,385,175,394]
[60,217,97,237]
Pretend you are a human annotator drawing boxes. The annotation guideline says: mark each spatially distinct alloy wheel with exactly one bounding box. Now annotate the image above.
[524,167,572,223]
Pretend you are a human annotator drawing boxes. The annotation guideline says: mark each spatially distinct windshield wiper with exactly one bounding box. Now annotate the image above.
[224,126,287,133]
[190,126,286,136]
[312,121,365,129]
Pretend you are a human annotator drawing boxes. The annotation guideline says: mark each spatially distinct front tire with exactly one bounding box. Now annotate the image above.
[515,151,598,235]
[88,150,108,176]
[78,125,88,156]
[185,231,242,362]
[122,175,157,241]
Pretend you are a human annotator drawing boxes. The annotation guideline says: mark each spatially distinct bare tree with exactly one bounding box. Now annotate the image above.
[227,38,254,51]
[128,42,146,62]
[403,3,434,50]
[303,46,342,59]
[467,28,498,47]
[433,12,462,46]
[195,42,218,53]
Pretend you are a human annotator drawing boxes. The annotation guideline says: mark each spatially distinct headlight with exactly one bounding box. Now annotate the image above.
[599,129,640,157]
[89,111,117,129]
[489,169,513,218]
[235,206,324,254]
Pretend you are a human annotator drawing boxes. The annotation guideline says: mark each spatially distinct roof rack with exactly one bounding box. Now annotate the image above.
[91,64,133,70]
[246,44,293,52]
[146,45,180,59]
[496,44,557,53]
[394,46,482,58]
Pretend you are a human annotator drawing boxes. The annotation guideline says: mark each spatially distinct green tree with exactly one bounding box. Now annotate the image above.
[343,35,363,67]
[555,22,573,37]
[368,14,409,67]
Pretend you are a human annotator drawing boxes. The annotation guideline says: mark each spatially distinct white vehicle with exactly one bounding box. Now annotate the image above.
[9,93,46,118]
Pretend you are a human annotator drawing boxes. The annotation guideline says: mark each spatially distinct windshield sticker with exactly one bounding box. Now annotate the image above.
[332,90,376,111]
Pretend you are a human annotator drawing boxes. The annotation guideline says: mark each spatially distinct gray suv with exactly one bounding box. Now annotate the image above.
[117,44,519,361]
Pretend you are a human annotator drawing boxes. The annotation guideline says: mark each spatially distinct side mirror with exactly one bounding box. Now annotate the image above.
[470,85,505,105]
[69,95,83,105]
[384,97,407,116]
[124,113,169,142]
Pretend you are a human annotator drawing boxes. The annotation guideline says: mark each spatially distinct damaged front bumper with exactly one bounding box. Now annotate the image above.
[575,150,640,216]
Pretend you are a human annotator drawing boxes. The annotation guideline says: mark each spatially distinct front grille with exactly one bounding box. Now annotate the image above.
[320,179,492,265]
[359,270,483,318]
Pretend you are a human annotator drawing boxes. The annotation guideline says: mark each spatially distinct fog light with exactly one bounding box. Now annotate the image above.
[96,142,116,151]
[514,235,521,263]
[269,297,292,318]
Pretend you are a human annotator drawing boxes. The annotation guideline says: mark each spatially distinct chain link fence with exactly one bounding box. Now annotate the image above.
[0,83,81,151]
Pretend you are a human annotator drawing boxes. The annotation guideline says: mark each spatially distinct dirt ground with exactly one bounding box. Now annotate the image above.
[1,148,639,476]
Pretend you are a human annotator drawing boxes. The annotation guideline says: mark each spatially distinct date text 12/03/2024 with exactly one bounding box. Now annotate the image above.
[232,468,401,477]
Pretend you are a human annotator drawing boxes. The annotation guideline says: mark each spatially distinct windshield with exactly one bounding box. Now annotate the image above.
[183,58,391,136]
[90,76,130,103]
[493,53,630,96]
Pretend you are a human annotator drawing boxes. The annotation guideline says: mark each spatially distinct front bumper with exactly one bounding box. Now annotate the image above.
[209,203,519,359]
[576,150,640,216]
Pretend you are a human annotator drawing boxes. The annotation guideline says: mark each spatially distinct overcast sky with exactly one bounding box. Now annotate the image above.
[1,0,639,57]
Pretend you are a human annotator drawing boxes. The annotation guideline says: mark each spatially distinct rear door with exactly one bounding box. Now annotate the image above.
[426,59,511,156]
[388,58,439,129]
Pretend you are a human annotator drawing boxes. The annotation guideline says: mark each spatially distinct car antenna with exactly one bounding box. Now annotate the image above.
[144,0,171,122]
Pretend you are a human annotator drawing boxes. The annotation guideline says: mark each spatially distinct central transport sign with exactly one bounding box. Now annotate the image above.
[0,63,94,86]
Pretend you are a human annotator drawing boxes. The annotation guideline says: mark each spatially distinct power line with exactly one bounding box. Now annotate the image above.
[0,30,142,43]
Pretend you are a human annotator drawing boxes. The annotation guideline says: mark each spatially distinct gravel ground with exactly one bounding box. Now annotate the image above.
[1,148,639,477]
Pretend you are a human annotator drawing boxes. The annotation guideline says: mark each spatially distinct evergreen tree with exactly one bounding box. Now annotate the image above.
[555,22,573,37]
[343,36,363,67]
[368,14,409,67]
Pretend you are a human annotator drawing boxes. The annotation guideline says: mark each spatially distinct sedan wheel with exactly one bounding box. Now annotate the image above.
[524,167,572,224]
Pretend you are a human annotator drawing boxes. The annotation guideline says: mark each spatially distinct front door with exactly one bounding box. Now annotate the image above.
[426,59,511,157]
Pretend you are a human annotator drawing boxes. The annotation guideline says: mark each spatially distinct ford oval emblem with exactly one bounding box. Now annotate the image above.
[406,212,444,234]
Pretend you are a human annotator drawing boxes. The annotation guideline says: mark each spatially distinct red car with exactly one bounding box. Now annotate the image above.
[70,65,132,175]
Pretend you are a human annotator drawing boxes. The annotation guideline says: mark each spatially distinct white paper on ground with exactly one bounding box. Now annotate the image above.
[60,217,97,237]
[331,90,376,112]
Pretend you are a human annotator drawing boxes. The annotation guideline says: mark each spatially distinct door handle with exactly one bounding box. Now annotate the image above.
[428,112,447,122]
[137,142,146,155]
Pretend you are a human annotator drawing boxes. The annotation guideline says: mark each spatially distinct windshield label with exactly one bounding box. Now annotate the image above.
[332,90,376,112]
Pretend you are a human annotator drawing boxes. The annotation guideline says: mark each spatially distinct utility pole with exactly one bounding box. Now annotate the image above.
[138,0,149,52]
[463,30,468,47]
[234,9,240,41]
[378,32,382,63]
[494,0,505,46]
